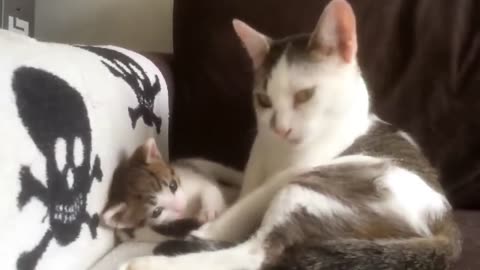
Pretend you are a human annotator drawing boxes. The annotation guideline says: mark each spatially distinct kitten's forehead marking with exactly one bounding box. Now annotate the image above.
[146,194,156,206]
[145,169,164,190]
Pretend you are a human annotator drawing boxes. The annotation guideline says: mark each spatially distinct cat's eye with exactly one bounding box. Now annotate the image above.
[169,181,178,193]
[294,88,315,106]
[152,207,163,218]
[255,93,272,108]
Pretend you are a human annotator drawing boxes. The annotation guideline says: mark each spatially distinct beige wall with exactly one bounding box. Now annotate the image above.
[34,0,173,53]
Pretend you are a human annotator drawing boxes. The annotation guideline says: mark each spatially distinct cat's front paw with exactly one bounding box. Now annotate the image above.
[119,256,170,270]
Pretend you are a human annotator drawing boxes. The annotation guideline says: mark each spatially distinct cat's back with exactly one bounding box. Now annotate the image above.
[341,116,440,191]
[338,116,461,258]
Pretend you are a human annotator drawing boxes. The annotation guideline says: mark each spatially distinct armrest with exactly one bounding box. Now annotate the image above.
[142,52,174,95]
[141,52,175,155]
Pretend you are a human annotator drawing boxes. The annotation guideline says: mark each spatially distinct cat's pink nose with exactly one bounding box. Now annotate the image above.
[273,127,292,138]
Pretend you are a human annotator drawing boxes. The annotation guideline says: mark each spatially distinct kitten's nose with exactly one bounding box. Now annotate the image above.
[273,126,292,138]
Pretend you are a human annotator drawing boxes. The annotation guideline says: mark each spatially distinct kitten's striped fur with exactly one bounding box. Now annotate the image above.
[102,138,242,233]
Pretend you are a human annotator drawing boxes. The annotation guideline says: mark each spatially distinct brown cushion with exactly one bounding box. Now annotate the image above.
[171,0,480,209]
[453,210,480,269]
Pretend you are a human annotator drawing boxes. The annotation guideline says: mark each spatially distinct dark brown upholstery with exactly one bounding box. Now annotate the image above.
[453,211,480,269]
[152,0,480,267]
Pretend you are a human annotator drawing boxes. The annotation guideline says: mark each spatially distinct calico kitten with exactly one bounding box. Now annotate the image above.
[120,0,461,269]
[102,138,242,231]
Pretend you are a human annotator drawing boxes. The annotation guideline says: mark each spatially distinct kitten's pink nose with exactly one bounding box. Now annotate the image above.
[273,126,292,138]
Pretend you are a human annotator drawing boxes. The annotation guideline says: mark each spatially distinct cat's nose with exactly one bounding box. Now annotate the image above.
[273,126,292,138]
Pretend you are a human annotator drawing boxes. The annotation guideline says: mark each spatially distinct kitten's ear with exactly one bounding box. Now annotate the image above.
[143,137,162,163]
[233,19,271,69]
[308,0,357,63]
[102,203,136,229]
[132,138,163,164]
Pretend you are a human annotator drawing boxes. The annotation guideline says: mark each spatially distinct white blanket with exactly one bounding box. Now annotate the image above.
[89,242,157,270]
[0,30,170,270]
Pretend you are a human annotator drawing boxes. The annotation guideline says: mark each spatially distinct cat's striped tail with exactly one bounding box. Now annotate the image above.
[120,230,460,270]
[265,235,461,270]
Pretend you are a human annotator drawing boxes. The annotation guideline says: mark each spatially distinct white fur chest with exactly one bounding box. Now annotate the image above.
[259,135,334,180]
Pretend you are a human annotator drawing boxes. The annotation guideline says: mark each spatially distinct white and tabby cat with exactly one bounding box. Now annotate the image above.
[120,0,461,269]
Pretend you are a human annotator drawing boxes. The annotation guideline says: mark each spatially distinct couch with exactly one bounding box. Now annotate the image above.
[3,0,479,269]
[147,0,480,268]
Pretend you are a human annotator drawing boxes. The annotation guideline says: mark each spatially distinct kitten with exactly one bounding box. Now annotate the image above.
[121,0,461,269]
[102,138,242,231]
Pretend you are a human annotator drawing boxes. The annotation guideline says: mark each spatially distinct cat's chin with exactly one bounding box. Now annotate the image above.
[270,133,303,146]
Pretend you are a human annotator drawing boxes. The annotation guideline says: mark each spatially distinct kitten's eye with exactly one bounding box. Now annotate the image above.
[152,207,163,218]
[294,88,315,106]
[169,181,178,193]
[255,93,272,108]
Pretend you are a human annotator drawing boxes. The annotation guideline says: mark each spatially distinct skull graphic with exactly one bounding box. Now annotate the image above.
[13,67,103,270]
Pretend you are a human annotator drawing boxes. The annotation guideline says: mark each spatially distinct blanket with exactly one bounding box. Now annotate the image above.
[89,242,157,270]
[0,30,170,270]
[89,226,173,270]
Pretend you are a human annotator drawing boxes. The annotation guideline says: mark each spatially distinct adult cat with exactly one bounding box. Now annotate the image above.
[121,0,461,269]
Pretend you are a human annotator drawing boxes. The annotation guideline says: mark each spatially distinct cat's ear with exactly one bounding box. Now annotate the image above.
[132,138,163,164]
[308,0,357,63]
[102,203,136,229]
[233,19,271,69]
[143,137,162,163]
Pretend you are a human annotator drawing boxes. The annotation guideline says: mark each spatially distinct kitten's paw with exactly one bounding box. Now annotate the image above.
[198,209,218,224]
[190,229,207,240]
[190,223,208,238]
[190,223,215,240]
